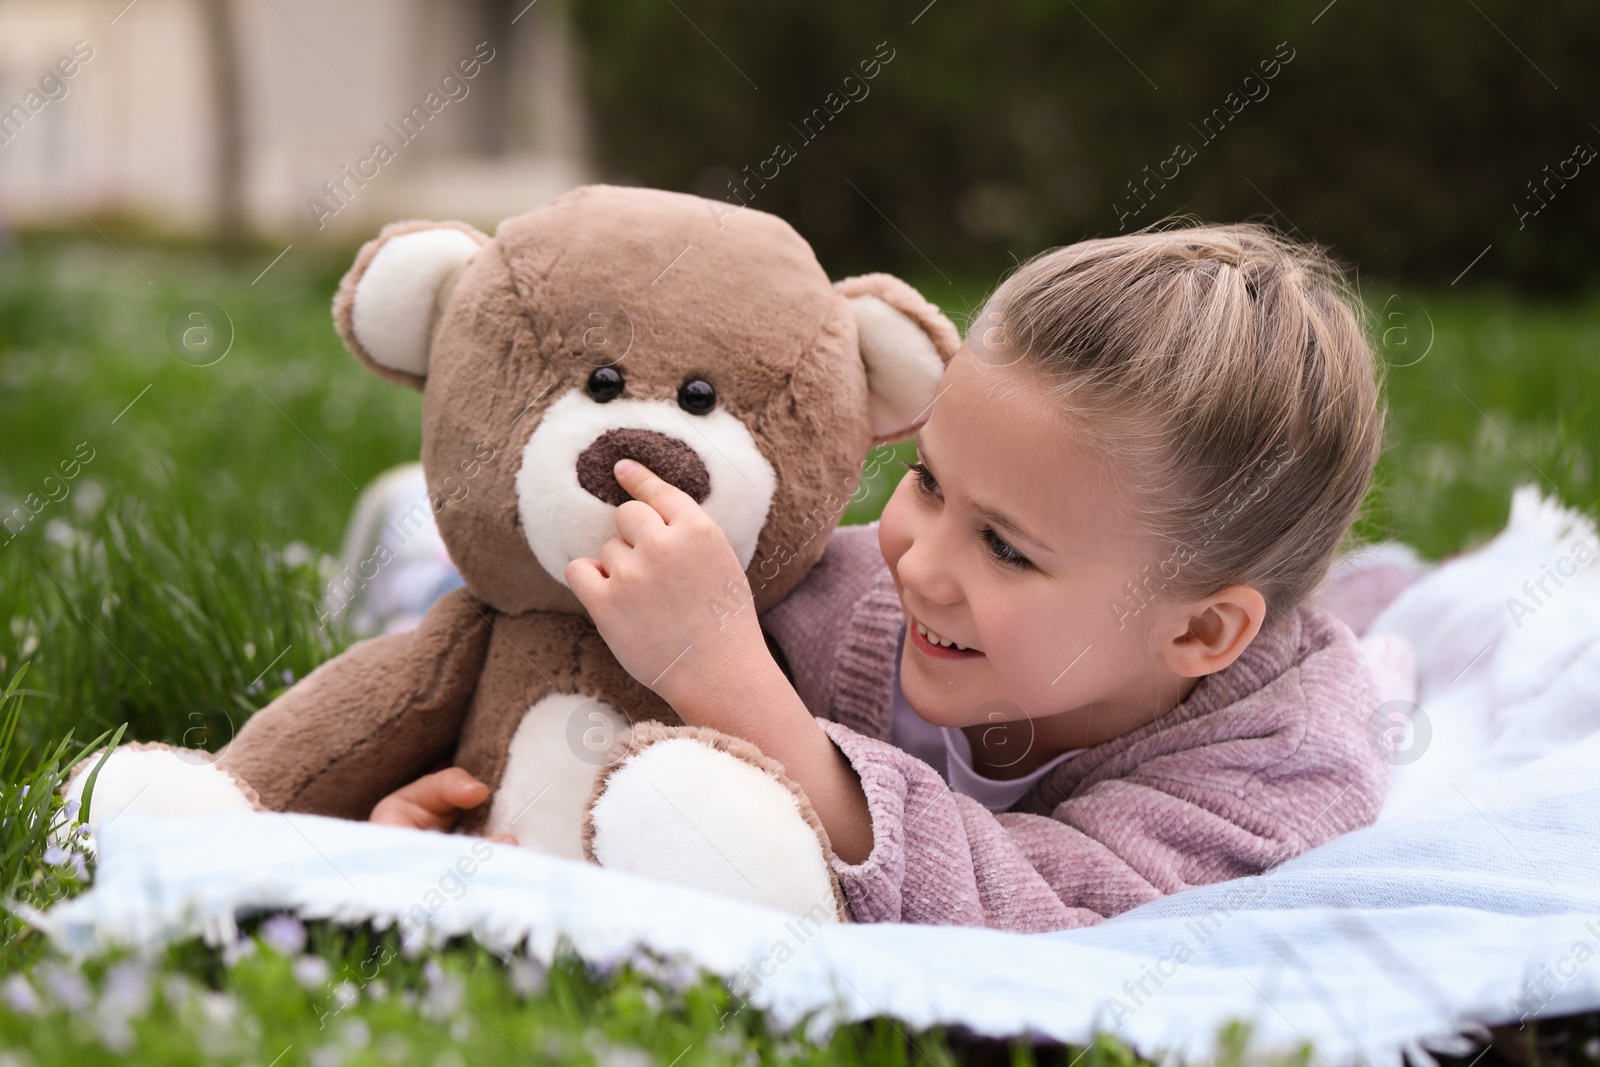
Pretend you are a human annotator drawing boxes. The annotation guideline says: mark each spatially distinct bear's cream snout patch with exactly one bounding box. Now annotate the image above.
[514,389,777,585]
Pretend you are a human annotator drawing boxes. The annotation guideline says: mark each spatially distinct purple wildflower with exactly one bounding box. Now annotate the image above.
[261,914,308,956]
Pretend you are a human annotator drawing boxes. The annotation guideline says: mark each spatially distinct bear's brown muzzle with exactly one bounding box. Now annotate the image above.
[575,428,712,506]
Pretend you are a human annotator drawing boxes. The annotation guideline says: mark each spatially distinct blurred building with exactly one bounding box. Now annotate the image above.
[0,0,590,241]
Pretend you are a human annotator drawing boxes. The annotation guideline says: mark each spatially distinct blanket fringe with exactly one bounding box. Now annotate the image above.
[30,880,1549,1067]
[1507,484,1600,569]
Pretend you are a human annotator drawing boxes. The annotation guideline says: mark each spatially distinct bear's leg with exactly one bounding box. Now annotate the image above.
[583,722,846,922]
[481,692,632,860]
[62,742,259,837]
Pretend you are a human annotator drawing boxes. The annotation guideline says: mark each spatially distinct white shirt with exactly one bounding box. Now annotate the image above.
[885,627,1083,812]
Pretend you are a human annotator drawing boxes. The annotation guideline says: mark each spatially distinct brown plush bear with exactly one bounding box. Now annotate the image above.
[68,185,958,919]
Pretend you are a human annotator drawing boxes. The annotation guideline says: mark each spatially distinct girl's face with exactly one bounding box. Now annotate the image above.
[878,346,1197,748]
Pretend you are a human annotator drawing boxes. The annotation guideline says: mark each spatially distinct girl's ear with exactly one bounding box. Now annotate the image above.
[835,274,961,444]
[1159,585,1267,679]
[333,220,490,390]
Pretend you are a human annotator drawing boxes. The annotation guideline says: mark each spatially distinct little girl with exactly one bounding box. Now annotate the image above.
[374,223,1396,932]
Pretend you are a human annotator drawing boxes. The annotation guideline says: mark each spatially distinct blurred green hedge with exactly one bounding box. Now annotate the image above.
[570,0,1599,292]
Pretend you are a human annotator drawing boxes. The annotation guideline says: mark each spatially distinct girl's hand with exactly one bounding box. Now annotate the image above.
[567,457,875,865]
[369,767,516,844]
[565,458,766,710]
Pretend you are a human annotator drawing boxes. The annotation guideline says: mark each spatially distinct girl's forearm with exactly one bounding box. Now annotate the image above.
[662,642,874,865]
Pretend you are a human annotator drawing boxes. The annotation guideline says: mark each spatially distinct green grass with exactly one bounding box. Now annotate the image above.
[1,924,998,1067]
[1356,289,1600,558]
[1,235,1598,1064]
[0,666,119,963]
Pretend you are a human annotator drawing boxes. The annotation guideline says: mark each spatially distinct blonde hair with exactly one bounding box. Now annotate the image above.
[973,221,1385,631]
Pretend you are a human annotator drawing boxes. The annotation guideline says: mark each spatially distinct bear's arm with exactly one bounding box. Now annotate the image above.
[217,587,495,820]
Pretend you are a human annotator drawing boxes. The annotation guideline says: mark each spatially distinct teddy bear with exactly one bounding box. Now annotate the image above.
[67,184,959,920]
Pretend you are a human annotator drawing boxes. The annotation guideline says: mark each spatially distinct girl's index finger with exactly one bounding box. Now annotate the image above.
[613,458,700,523]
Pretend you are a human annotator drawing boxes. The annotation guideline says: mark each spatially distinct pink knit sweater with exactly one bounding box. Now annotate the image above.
[757,522,1394,932]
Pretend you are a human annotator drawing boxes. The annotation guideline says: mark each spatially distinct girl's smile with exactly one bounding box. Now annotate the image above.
[908,614,983,657]
[877,343,1221,764]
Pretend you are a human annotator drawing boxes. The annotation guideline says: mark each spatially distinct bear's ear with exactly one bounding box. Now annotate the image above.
[333,220,490,390]
[835,274,961,444]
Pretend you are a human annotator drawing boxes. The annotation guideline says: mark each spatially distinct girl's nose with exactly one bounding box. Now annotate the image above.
[895,523,963,607]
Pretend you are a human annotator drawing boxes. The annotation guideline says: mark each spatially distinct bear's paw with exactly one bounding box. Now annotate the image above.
[584,723,845,922]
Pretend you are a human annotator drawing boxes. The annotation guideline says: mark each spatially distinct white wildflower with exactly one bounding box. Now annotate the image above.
[596,1043,653,1067]
[198,990,237,1025]
[421,968,462,1021]
[293,955,332,990]
[221,934,258,968]
[71,478,105,521]
[508,955,547,998]
[98,959,152,1021]
[1,974,41,1015]
[36,964,88,1012]
[330,981,358,1012]
[161,973,194,1008]
[339,1017,370,1050]
[422,958,444,989]
[43,519,77,549]
[281,541,320,569]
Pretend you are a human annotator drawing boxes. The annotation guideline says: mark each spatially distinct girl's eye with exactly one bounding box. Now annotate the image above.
[905,460,1033,570]
[905,460,940,498]
[982,527,1033,570]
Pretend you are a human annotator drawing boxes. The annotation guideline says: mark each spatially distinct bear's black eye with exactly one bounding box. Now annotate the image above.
[586,365,624,403]
[678,378,716,415]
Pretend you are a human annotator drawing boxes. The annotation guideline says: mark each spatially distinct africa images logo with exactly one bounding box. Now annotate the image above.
[1367,699,1431,766]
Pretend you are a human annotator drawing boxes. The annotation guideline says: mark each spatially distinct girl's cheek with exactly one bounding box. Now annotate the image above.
[877,480,915,569]
[986,598,1075,687]
[973,598,1024,665]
